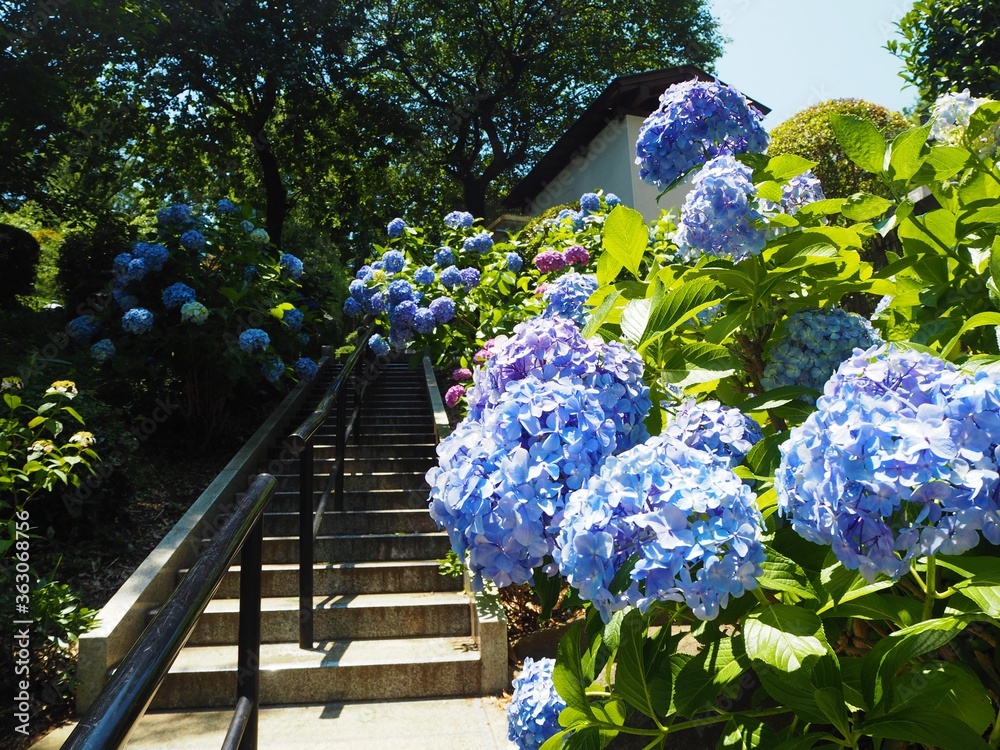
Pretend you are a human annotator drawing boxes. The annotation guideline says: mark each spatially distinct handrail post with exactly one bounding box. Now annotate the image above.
[236,514,263,750]
[298,442,314,649]
[334,377,348,513]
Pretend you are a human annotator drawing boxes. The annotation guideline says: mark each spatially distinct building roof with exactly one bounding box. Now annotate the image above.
[502,66,769,211]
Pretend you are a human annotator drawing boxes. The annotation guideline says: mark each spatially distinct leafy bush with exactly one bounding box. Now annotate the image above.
[0,224,41,307]
[57,217,132,314]
[768,99,911,199]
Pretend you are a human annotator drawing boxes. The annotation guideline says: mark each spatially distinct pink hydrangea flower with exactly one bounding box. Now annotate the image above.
[564,245,590,266]
[452,368,473,382]
[534,250,567,273]
[445,384,466,408]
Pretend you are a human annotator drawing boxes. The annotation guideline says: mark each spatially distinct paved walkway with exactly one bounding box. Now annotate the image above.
[33,697,515,750]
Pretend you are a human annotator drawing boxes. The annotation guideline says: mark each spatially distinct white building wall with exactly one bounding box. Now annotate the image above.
[627,114,693,222]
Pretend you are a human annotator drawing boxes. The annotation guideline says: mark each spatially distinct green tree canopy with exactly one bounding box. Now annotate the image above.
[888,0,1000,105]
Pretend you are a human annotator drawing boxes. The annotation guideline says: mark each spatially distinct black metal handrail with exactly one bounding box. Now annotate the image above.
[287,326,378,648]
[62,473,277,750]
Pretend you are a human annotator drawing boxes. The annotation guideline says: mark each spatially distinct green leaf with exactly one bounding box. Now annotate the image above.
[62,406,85,425]
[597,250,624,287]
[581,290,620,339]
[756,180,784,203]
[859,708,991,750]
[941,312,1000,358]
[921,145,972,182]
[615,608,668,719]
[540,729,574,750]
[827,592,922,628]
[739,387,819,413]
[619,299,650,343]
[841,193,893,222]
[859,616,967,708]
[553,622,595,719]
[638,277,723,351]
[942,556,1000,617]
[813,687,851,738]
[564,726,600,750]
[967,101,1000,142]
[673,637,747,718]
[829,113,886,174]
[887,124,931,182]
[759,153,817,182]
[895,660,995,734]
[602,206,647,278]
[27,416,46,429]
[719,716,781,750]
[744,605,829,673]
[794,198,846,219]
[758,548,819,600]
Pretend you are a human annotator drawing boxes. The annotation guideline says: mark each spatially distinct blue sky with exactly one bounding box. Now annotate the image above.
[711,0,917,130]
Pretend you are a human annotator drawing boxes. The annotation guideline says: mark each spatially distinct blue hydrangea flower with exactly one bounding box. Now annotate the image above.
[507,657,565,750]
[388,279,414,305]
[429,296,455,324]
[238,328,270,353]
[555,434,765,622]
[180,230,206,251]
[635,78,769,188]
[434,247,456,267]
[440,266,462,289]
[606,193,622,208]
[389,325,413,350]
[542,272,598,328]
[249,228,270,245]
[556,208,584,230]
[157,204,192,227]
[459,267,481,290]
[443,211,475,229]
[762,308,882,400]
[463,232,493,255]
[343,297,362,316]
[162,282,196,309]
[239,219,254,234]
[90,339,115,363]
[262,357,285,383]
[413,308,437,334]
[355,265,374,282]
[122,308,154,335]
[389,300,417,330]
[412,266,435,285]
[125,258,149,283]
[244,265,260,282]
[365,292,387,315]
[134,242,169,272]
[506,253,523,272]
[776,345,1000,582]
[674,155,766,263]
[283,308,304,332]
[781,171,825,215]
[294,357,319,380]
[180,300,209,325]
[579,192,600,214]
[383,250,405,274]
[113,252,133,276]
[369,333,390,357]
[216,198,238,215]
[662,399,763,468]
[113,290,138,311]
[67,315,100,345]
[387,217,407,238]
[929,89,986,147]
[278,253,303,280]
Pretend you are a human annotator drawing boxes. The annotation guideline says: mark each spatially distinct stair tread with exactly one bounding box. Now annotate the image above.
[201,590,468,614]
[169,636,480,672]
[264,531,447,541]
[184,559,447,574]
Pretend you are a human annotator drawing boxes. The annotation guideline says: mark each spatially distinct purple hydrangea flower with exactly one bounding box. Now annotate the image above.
[283,308,305,332]
[355,265,374,282]
[262,357,285,383]
[90,338,115,363]
[413,307,437,334]
[125,258,149,283]
[383,250,405,274]
[507,657,565,750]
[389,300,417,329]
[238,328,270,353]
[606,193,621,207]
[453,368,473,382]
[134,242,169,272]
[429,296,455,324]
[66,315,100,345]
[444,384,465,408]
[388,279,414,305]
[366,292,387,315]
[343,297,362,316]
[443,211,475,229]
[662,399,763,468]
[776,345,1000,581]
[157,204,192,227]
[180,230,206,251]
[414,266,436,285]
[387,217,407,238]
[162,282,196,309]
[216,198,238,215]
[533,250,566,273]
[505,253,523,272]
[635,78,768,188]
[564,245,590,266]
[122,307,154,335]
[781,171,826,215]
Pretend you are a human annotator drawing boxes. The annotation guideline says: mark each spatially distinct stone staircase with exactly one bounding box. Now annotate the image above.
[148,362,486,709]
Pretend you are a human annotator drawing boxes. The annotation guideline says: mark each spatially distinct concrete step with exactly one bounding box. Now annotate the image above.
[152,637,482,708]
[177,591,471,646]
[267,488,429,512]
[259,532,450,564]
[263,509,439,536]
[190,560,461,598]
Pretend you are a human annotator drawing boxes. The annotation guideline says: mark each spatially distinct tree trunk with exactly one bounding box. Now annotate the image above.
[255,142,288,249]
[461,176,488,220]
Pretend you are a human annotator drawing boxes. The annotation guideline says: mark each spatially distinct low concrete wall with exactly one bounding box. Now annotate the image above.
[76,359,330,711]
[421,354,509,694]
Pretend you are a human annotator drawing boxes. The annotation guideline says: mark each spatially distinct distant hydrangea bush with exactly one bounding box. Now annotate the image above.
[635,78,768,188]
[673,155,766,262]
[507,657,565,750]
[662,399,763,468]
[762,307,882,399]
[278,253,304,280]
[776,345,1000,581]
[555,433,765,622]
[67,315,100,345]
[780,171,826,215]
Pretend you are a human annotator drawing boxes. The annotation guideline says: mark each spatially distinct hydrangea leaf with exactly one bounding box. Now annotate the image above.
[826,593,922,628]
[620,299,650,343]
[829,113,887,174]
[813,687,851,740]
[615,608,672,719]
[967,101,1000,142]
[553,622,595,719]
[859,616,967,708]
[539,728,574,750]
[720,716,781,750]
[917,144,972,183]
[755,180,784,203]
[895,660,994,735]
[858,706,990,750]
[758,153,818,182]
[602,206,647,278]
[596,250,624,288]
[638,277,723,351]
[794,197,847,220]
[841,193,894,222]
[751,653,829,723]
[941,311,1000,358]
[580,290,620,338]
[887,124,931,182]
[564,726,600,750]
[758,548,819,600]
[673,637,747,718]
[744,604,829,673]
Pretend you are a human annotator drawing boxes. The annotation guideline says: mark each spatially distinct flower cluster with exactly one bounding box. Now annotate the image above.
[635,78,768,188]
[762,307,882,399]
[239,328,270,353]
[428,318,651,588]
[555,434,765,622]
[122,308,153,335]
[507,658,565,750]
[279,253,304,280]
[293,357,319,380]
[776,345,1000,581]
[162,282,197,309]
[662,399,763,468]
[929,89,987,147]
[181,300,209,325]
[673,155,766,263]
[90,339,115,363]
[67,315,101,345]
[541,272,598,328]
[779,171,826,215]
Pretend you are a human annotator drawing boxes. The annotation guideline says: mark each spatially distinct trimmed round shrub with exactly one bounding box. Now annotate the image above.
[0,223,41,306]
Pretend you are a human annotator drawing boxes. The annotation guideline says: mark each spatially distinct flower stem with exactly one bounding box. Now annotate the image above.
[922,556,937,621]
[989,704,1000,748]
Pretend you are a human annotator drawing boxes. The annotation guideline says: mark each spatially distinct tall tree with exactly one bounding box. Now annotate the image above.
[362,0,723,217]
[888,0,1000,105]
